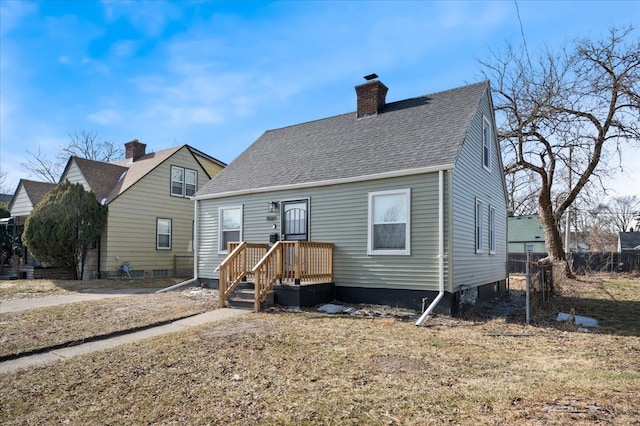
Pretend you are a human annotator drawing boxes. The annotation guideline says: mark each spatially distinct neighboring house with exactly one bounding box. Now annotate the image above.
[618,232,640,252]
[0,194,12,205]
[8,180,57,265]
[193,77,509,315]
[9,140,226,279]
[508,215,546,254]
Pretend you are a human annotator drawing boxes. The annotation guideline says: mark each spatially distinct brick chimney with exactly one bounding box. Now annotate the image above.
[355,75,388,118]
[124,139,146,162]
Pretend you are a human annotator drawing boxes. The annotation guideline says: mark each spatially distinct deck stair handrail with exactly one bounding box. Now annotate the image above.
[252,241,333,312]
[216,242,269,308]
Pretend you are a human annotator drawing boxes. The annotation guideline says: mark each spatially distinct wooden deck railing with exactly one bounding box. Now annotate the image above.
[215,242,269,308]
[253,241,333,311]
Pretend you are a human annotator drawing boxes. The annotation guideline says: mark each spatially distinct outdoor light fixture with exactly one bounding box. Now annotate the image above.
[268,201,278,213]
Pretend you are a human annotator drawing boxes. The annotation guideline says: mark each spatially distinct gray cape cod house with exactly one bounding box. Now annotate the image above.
[193,77,508,316]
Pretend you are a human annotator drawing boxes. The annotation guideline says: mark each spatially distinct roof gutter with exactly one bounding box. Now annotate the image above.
[192,164,454,201]
[416,169,445,326]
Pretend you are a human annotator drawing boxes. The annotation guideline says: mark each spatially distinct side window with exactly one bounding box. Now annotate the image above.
[489,205,496,254]
[368,189,411,255]
[482,117,491,170]
[157,218,172,250]
[475,198,483,253]
[171,166,198,197]
[219,205,243,253]
[171,166,184,197]
[185,169,197,197]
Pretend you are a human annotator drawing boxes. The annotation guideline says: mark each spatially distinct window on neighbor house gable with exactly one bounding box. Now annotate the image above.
[219,205,243,253]
[476,198,484,253]
[483,117,492,170]
[157,218,172,250]
[368,189,411,255]
[171,166,198,197]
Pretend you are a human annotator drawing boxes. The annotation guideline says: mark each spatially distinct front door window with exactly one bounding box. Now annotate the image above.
[282,200,308,241]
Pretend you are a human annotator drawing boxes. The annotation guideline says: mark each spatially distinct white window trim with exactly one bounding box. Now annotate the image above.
[171,166,184,197]
[218,205,243,254]
[171,165,198,198]
[482,116,492,171]
[185,169,198,197]
[489,205,496,255]
[475,198,484,254]
[156,218,172,250]
[367,188,411,256]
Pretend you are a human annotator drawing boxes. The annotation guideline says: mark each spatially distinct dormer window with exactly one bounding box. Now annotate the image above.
[171,166,198,197]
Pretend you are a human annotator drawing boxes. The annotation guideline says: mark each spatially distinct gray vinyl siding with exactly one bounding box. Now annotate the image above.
[451,88,508,290]
[197,173,451,292]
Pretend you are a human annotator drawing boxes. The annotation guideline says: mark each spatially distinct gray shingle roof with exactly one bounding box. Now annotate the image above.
[19,180,57,207]
[197,81,489,197]
[69,157,128,203]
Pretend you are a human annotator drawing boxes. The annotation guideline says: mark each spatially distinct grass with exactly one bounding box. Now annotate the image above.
[0,290,217,358]
[0,277,182,300]
[1,275,639,424]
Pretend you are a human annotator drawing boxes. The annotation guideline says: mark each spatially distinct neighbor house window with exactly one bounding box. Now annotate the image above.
[368,189,411,255]
[185,169,197,196]
[489,205,496,254]
[171,166,198,197]
[219,205,243,253]
[482,117,491,170]
[157,218,172,250]
[476,198,483,253]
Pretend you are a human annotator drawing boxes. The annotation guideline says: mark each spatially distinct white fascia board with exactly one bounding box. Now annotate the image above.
[193,164,455,201]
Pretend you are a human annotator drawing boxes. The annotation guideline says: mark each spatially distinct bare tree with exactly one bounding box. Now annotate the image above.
[21,130,123,183]
[609,195,640,232]
[481,26,640,276]
[60,130,122,163]
[0,169,13,194]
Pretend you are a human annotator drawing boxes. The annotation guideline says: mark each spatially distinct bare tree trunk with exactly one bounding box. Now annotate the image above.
[538,190,574,278]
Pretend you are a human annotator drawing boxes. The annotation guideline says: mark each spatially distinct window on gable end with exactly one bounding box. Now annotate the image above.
[483,117,492,170]
[185,169,197,197]
[171,166,184,196]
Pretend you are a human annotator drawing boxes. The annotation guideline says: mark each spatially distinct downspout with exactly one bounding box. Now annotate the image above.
[415,170,445,326]
[193,198,199,281]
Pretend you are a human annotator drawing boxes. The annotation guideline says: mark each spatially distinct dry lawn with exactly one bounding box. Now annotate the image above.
[1,275,639,425]
[0,289,218,359]
[0,277,181,300]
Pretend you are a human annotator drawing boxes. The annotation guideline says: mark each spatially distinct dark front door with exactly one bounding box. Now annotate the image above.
[282,200,308,241]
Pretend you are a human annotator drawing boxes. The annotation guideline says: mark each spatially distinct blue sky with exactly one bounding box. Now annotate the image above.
[1,0,639,199]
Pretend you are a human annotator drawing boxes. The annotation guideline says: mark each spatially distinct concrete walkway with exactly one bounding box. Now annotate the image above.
[0,288,164,313]
[0,308,248,373]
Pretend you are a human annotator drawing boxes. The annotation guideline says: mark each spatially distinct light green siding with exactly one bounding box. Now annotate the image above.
[198,173,451,292]
[508,215,546,253]
[450,88,508,290]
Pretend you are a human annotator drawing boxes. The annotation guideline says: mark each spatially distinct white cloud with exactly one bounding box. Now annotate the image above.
[100,0,182,37]
[88,109,122,125]
[0,0,37,36]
